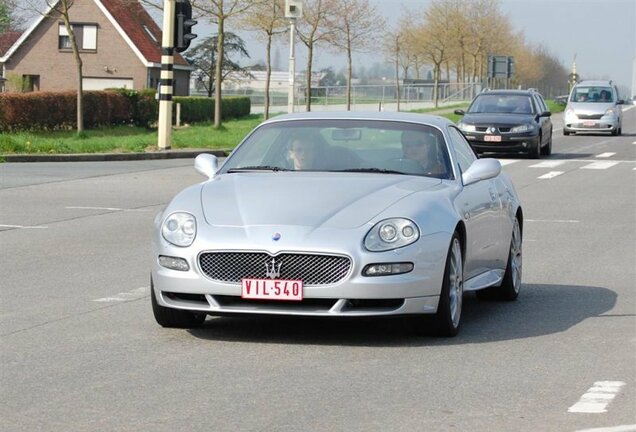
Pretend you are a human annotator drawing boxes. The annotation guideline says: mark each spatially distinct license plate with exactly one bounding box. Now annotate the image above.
[484,135,502,142]
[583,120,596,127]
[241,278,303,301]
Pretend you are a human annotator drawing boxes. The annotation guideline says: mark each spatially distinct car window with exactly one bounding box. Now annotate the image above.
[219,120,453,179]
[447,127,477,174]
[533,94,548,112]
[570,86,614,103]
[468,94,534,114]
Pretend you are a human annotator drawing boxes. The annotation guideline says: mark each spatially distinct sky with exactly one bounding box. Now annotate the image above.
[240,0,636,95]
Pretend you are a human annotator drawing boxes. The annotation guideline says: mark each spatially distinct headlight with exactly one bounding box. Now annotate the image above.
[161,212,197,247]
[364,218,420,252]
[565,108,575,118]
[510,124,534,133]
[458,122,476,133]
[604,107,617,117]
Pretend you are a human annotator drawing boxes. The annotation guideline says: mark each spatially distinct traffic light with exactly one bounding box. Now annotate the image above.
[174,0,197,53]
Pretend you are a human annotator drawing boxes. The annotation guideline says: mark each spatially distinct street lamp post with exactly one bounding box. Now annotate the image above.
[285,1,302,114]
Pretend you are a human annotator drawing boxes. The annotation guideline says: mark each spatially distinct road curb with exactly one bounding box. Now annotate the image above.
[2,149,229,163]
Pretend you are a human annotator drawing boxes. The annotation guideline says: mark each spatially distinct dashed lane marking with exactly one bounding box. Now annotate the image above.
[581,161,620,170]
[0,224,48,229]
[576,425,636,432]
[568,381,625,413]
[92,286,149,303]
[596,152,616,158]
[497,159,520,166]
[526,219,579,223]
[529,160,566,168]
[66,206,150,212]
[537,171,565,179]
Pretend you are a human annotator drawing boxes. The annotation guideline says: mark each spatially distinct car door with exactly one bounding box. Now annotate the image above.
[533,94,552,146]
[448,127,503,279]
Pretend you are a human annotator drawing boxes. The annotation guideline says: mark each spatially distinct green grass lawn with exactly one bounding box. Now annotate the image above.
[0,108,473,156]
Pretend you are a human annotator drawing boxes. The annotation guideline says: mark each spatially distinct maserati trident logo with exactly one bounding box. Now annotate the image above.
[265,258,281,279]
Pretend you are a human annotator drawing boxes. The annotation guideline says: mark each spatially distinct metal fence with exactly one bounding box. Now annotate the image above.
[208,82,483,107]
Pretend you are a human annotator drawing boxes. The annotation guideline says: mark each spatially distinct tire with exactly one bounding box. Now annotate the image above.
[529,136,541,159]
[611,127,618,136]
[151,279,206,328]
[415,233,464,337]
[563,129,571,136]
[540,133,552,156]
[476,217,522,301]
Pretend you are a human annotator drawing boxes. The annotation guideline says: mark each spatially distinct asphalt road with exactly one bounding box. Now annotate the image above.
[1,107,635,432]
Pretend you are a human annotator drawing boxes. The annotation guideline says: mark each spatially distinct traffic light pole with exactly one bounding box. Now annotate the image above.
[158,0,176,150]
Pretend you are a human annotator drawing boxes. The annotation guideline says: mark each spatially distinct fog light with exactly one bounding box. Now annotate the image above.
[363,262,414,276]
[158,255,190,271]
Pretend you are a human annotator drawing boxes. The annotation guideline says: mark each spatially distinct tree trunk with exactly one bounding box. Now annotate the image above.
[63,15,83,134]
[346,44,352,111]
[214,17,224,128]
[264,33,272,120]
[433,64,440,108]
[305,44,313,112]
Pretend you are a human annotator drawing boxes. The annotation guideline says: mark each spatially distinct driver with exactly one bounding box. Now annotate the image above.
[401,130,447,178]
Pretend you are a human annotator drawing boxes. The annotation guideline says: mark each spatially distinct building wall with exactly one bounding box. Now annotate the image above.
[3,1,148,92]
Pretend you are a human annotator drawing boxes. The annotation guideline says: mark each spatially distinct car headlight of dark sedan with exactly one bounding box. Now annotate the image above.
[364,218,420,252]
[510,124,535,133]
[161,212,197,247]
[458,122,476,133]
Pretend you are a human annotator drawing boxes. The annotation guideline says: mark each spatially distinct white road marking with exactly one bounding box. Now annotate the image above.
[596,152,616,158]
[0,224,48,229]
[568,381,625,413]
[529,160,566,168]
[526,219,579,223]
[497,159,520,166]
[65,206,150,212]
[581,161,620,170]
[632,141,636,145]
[537,171,564,179]
[92,286,149,303]
[576,425,636,432]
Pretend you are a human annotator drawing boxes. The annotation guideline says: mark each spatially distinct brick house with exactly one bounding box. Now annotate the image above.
[0,0,192,95]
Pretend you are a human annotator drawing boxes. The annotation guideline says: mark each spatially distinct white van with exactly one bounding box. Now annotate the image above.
[563,80,624,136]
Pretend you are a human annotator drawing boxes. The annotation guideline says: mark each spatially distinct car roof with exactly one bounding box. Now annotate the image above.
[261,111,455,129]
[478,89,538,96]
[575,80,614,87]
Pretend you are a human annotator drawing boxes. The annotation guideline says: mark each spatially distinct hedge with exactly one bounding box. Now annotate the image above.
[0,91,251,132]
[173,96,251,123]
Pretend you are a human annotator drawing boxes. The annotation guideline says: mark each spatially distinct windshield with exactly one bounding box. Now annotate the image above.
[467,94,535,114]
[219,119,453,180]
[570,86,614,103]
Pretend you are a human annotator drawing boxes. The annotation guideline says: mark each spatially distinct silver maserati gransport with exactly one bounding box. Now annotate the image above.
[151,112,523,337]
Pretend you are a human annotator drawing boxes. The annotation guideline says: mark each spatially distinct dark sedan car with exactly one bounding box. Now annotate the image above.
[455,89,553,158]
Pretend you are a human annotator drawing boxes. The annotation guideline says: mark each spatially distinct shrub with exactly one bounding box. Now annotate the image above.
[173,96,250,123]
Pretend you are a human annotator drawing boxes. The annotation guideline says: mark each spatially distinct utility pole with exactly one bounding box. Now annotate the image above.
[158,0,176,150]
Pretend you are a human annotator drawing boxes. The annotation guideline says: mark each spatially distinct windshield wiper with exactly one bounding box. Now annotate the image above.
[331,167,407,175]
[227,166,289,173]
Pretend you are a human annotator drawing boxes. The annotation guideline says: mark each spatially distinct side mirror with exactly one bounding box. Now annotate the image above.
[617,99,625,105]
[454,109,465,115]
[462,158,501,186]
[194,153,218,179]
[540,111,551,117]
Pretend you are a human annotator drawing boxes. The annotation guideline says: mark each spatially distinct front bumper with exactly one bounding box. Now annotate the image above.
[151,232,451,317]
[564,112,619,133]
[463,133,539,153]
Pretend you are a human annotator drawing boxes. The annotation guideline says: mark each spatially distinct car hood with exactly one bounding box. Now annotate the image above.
[460,113,535,126]
[200,172,443,230]
[567,102,614,114]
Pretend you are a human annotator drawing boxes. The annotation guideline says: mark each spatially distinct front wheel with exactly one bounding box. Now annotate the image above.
[421,233,464,337]
[476,217,522,301]
[529,136,542,159]
[540,133,552,156]
[151,279,206,328]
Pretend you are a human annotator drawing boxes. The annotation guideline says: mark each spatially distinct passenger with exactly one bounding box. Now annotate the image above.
[599,90,611,102]
[577,93,588,102]
[401,130,448,178]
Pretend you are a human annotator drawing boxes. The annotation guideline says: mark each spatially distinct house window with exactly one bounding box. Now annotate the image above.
[22,75,40,92]
[59,23,98,50]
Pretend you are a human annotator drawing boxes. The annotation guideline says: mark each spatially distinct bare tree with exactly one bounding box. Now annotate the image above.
[239,0,286,119]
[327,0,383,110]
[194,0,258,128]
[295,0,336,111]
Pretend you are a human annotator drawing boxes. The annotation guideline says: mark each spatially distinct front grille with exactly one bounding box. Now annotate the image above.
[577,113,603,120]
[199,252,352,286]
